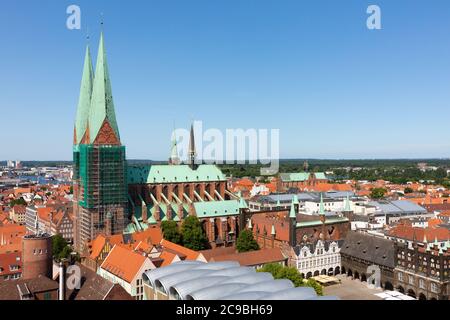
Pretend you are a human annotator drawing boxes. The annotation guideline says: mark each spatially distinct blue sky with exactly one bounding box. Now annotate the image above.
[1,0,450,160]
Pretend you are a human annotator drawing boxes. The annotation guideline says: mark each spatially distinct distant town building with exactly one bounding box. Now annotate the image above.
[277,172,328,192]
[10,205,26,224]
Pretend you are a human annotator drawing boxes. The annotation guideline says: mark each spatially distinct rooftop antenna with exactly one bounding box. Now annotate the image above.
[86,25,90,42]
[100,12,104,28]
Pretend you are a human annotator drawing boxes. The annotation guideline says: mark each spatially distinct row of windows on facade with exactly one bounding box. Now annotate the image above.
[397,272,439,292]
[2,273,21,280]
[298,256,340,269]
[302,247,337,257]
[399,252,449,261]
[33,249,48,255]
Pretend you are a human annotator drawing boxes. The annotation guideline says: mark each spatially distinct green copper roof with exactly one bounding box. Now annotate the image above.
[74,45,93,144]
[344,194,351,211]
[194,200,240,218]
[89,32,120,143]
[280,172,326,182]
[319,193,325,215]
[296,217,349,228]
[292,195,299,205]
[289,203,296,219]
[239,197,248,209]
[127,164,226,184]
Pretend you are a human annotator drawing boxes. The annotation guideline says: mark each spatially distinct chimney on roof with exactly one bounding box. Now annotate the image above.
[58,261,66,301]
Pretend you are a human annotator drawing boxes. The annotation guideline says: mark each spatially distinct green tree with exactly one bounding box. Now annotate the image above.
[404,187,413,194]
[236,230,260,253]
[9,197,26,207]
[370,187,387,199]
[276,266,305,287]
[306,278,323,296]
[52,234,71,261]
[181,216,208,250]
[258,263,323,296]
[161,220,182,244]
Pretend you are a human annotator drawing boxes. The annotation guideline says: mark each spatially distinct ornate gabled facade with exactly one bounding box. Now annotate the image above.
[290,239,343,279]
[73,33,127,252]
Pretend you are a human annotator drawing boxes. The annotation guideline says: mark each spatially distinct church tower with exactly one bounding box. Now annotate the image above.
[168,130,180,165]
[73,33,127,252]
[188,123,198,170]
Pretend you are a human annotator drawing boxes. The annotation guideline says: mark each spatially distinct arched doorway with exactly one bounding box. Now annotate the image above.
[418,293,427,300]
[361,274,367,282]
[430,297,437,301]
[347,269,353,277]
[321,269,327,275]
[334,266,340,275]
[328,268,334,276]
[407,289,416,299]
[397,286,405,294]
[341,266,346,274]
[384,281,394,291]
[313,270,320,277]
[354,271,360,280]
[300,273,305,279]
[306,272,312,279]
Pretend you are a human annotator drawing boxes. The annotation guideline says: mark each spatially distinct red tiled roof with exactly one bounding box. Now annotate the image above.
[100,245,148,283]
[160,239,201,260]
[0,251,22,277]
[211,248,287,266]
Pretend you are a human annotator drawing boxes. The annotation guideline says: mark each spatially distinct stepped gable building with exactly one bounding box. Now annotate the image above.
[290,239,343,279]
[72,33,245,252]
[394,238,450,300]
[340,231,396,290]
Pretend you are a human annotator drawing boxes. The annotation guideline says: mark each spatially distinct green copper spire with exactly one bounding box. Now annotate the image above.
[289,203,296,219]
[74,45,94,144]
[276,199,281,207]
[292,194,299,205]
[169,130,180,164]
[239,196,248,209]
[344,194,351,212]
[319,193,325,215]
[89,32,120,143]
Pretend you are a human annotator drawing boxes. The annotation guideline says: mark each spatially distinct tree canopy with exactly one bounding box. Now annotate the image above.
[370,187,387,199]
[161,220,182,244]
[52,234,72,261]
[257,263,323,295]
[181,216,208,250]
[236,230,259,253]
